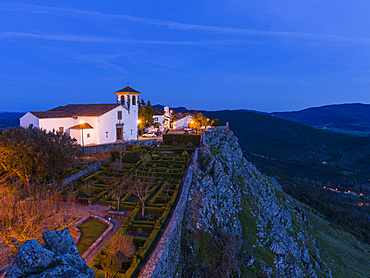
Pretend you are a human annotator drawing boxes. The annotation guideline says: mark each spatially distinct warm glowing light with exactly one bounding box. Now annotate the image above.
[190,120,194,124]
[137,119,141,124]
[79,120,84,125]
[170,110,173,113]
[207,118,210,121]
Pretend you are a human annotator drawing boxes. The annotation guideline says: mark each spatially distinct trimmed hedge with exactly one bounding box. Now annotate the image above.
[163,134,201,147]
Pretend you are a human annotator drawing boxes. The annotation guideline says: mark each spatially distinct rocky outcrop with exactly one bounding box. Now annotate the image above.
[179,128,332,277]
[5,229,94,278]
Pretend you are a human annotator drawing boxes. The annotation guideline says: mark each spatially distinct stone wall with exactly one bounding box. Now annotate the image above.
[139,149,198,278]
[62,161,102,188]
[83,139,156,155]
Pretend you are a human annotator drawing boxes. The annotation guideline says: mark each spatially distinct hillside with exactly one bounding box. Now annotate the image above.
[272,103,370,136]
[179,128,369,277]
[0,112,24,130]
[203,110,370,183]
[202,110,370,244]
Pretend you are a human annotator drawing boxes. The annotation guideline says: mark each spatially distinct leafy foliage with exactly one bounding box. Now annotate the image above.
[138,99,155,132]
[0,125,81,189]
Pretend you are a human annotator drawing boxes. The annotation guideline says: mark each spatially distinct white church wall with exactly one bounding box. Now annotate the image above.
[20,112,39,128]
[38,117,98,145]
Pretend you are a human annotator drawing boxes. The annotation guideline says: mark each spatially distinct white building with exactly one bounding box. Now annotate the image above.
[173,115,193,130]
[20,86,141,145]
[153,106,171,131]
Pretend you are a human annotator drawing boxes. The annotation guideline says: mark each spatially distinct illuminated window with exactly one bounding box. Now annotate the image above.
[87,133,90,138]
[118,111,122,120]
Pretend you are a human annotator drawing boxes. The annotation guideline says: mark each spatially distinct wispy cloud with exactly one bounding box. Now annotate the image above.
[0,31,260,46]
[2,2,370,44]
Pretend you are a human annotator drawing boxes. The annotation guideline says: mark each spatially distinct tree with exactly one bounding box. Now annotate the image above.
[115,144,129,170]
[101,233,135,278]
[138,99,155,133]
[0,188,77,253]
[103,177,129,211]
[140,153,151,170]
[189,111,208,133]
[0,126,81,191]
[127,172,155,218]
[81,181,94,198]
[211,119,221,127]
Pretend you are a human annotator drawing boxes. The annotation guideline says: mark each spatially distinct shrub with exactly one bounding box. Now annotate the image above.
[187,142,194,148]
[163,134,201,147]
[122,151,140,163]
[101,233,135,277]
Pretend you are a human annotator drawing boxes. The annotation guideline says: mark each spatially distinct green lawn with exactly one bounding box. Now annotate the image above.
[76,218,108,255]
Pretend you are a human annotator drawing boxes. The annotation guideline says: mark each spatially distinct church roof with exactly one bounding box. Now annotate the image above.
[115,86,141,94]
[69,123,94,129]
[30,104,121,118]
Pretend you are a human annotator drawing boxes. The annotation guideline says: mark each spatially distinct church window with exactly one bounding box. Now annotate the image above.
[120,96,125,105]
[106,132,109,138]
[87,133,90,138]
[118,111,122,120]
[132,96,136,105]
[59,127,64,133]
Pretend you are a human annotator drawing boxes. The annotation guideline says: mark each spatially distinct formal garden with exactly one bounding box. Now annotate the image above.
[58,134,200,277]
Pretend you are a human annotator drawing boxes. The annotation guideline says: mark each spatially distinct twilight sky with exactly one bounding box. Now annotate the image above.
[1,1,370,112]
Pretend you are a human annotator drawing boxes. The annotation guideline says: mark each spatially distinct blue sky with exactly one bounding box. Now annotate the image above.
[1,1,370,112]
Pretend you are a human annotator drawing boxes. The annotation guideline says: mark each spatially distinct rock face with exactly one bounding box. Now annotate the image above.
[179,128,332,277]
[5,229,94,278]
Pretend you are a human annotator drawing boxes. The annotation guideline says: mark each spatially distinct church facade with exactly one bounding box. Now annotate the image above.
[20,86,140,145]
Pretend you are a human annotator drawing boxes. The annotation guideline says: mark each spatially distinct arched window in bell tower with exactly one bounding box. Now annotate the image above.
[120,95,125,105]
[132,95,136,105]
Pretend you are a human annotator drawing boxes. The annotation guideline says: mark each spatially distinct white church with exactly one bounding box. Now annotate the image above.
[20,86,140,146]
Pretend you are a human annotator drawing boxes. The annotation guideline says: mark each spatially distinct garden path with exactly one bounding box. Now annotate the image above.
[67,203,131,264]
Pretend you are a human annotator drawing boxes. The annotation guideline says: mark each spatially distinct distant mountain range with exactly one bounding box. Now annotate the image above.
[3,103,370,135]
[0,112,25,130]
[154,103,370,136]
[272,103,370,135]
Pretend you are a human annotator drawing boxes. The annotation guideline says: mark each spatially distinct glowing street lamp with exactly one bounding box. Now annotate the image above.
[137,119,141,124]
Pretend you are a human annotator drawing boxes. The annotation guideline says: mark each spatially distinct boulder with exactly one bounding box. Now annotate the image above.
[5,230,94,278]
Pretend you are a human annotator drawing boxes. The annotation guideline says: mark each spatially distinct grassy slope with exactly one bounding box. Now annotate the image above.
[304,204,370,278]
[76,218,107,255]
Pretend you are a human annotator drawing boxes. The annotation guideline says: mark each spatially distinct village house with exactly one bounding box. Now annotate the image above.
[153,106,171,132]
[173,115,193,130]
[20,86,140,145]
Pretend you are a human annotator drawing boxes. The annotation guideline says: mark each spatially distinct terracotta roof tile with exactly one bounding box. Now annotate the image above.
[69,123,94,129]
[115,86,141,93]
[30,104,121,118]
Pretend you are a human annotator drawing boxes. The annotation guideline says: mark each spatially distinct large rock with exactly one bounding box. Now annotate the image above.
[179,128,332,278]
[5,230,94,278]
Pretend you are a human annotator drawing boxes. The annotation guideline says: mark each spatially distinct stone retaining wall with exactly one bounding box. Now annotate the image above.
[83,139,157,155]
[139,149,198,278]
[63,161,102,188]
